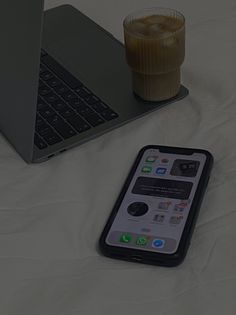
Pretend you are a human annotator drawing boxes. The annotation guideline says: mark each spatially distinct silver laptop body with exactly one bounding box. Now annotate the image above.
[0,3,188,163]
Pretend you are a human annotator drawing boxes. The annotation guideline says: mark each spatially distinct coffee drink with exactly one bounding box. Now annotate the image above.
[124,9,185,101]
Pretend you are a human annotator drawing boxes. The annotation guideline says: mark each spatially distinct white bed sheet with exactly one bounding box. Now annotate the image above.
[0,0,236,314]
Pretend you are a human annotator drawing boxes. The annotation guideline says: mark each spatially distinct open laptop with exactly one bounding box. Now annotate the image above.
[0,3,188,163]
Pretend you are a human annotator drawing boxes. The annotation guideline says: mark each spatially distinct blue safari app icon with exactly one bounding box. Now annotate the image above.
[156,167,167,175]
[152,239,165,249]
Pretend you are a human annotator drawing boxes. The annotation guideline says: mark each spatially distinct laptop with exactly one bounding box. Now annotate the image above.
[0,3,188,163]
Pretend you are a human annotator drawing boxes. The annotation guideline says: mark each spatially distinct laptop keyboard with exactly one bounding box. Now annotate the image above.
[35,50,119,150]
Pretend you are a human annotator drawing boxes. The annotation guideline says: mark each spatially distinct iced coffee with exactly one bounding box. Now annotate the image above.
[123,8,185,101]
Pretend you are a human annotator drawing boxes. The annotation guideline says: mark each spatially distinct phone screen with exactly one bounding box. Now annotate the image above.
[105,148,207,254]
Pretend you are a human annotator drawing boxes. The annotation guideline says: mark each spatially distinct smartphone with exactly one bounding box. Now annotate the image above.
[99,145,213,267]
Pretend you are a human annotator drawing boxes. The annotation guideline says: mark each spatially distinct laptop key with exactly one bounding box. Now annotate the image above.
[37,97,48,110]
[69,98,86,109]
[43,133,62,146]
[34,133,48,150]
[51,121,77,139]
[61,91,78,102]
[47,78,62,88]
[39,85,52,96]
[39,106,57,119]
[36,114,45,126]
[54,85,70,95]
[75,87,91,99]
[59,108,76,118]
[51,100,68,112]
[40,65,47,75]
[43,93,60,104]
[40,71,54,81]
[76,104,95,117]
[67,116,91,133]
[46,114,64,125]
[37,125,54,137]
[36,120,49,131]
[90,102,109,113]
[86,95,100,105]
[42,54,83,89]
[100,109,119,121]
[84,113,105,127]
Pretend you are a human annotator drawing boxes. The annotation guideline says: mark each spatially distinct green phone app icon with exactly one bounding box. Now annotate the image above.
[136,236,148,246]
[120,233,132,243]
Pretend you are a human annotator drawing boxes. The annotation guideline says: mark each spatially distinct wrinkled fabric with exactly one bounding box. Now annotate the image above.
[0,0,236,314]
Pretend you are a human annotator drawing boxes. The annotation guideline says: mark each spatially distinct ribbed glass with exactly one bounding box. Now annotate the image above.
[123,8,185,101]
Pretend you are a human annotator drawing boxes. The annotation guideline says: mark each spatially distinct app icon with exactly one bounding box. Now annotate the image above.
[153,214,165,223]
[156,167,167,175]
[158,201,172,210]
[119,233,132,243]
[152,239,165,248]
[169,215,183,225]
[161,158,169,164]
[127,202,149,217]
[174,201,188,212]
[136,236,148,246]
[142,166,152,173]
[146,156,158,163]
[171,159,200,177]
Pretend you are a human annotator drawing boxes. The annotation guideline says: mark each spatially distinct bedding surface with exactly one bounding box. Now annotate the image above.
[0,0,235,314]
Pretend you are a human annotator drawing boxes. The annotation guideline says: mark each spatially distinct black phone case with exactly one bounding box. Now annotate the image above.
[99,145,214,267]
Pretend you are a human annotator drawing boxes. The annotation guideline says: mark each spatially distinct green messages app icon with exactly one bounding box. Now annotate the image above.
[120,233,132,243]
[141,166,152,173]
[136,236,148,246]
